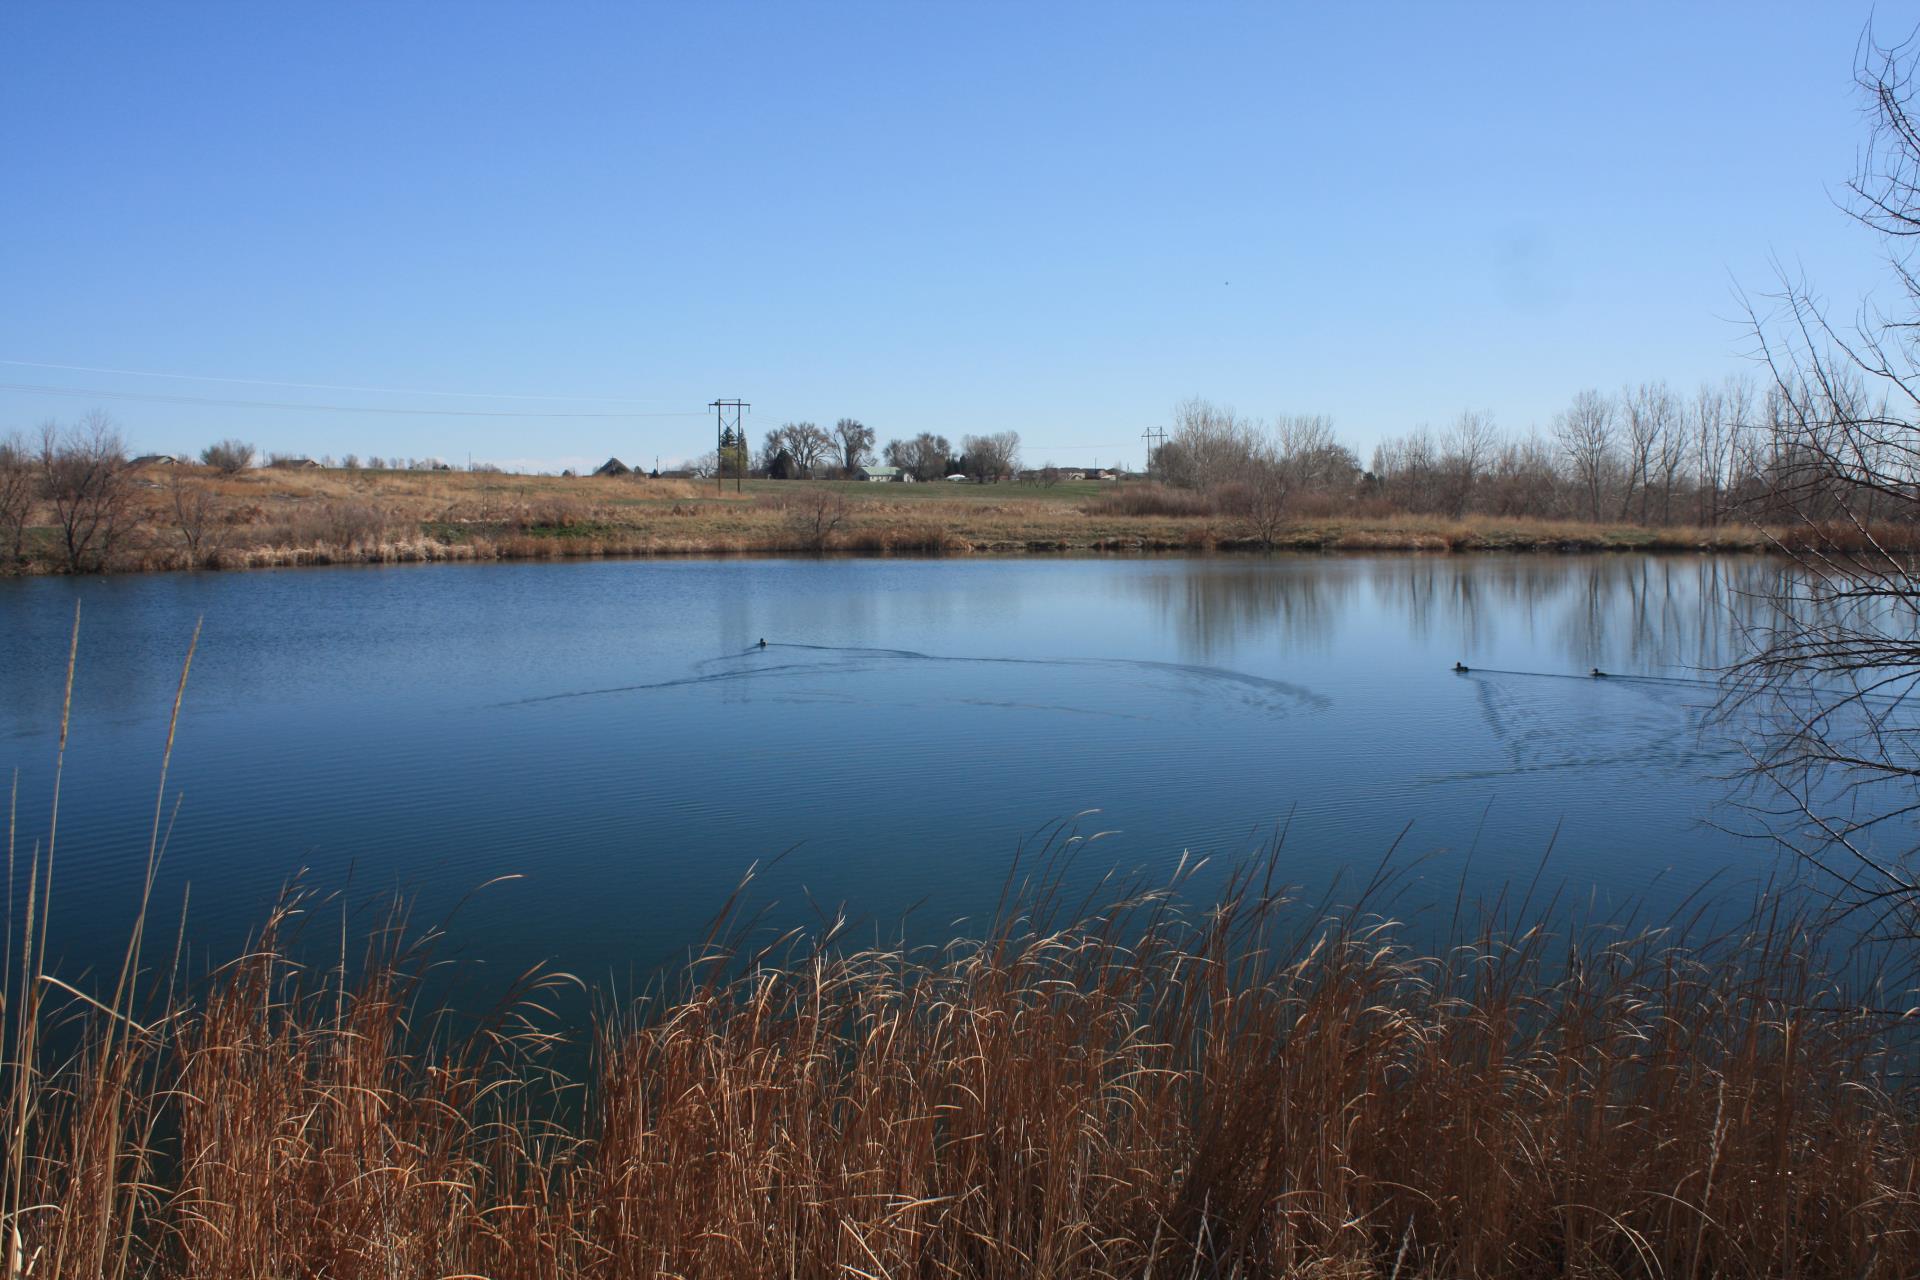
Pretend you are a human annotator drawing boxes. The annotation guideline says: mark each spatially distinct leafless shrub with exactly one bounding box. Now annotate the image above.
[168,471,229,567]
[781,488,852,551]
[1217,455,1293,547]
[199,438,255,474]
[321,501,390,549]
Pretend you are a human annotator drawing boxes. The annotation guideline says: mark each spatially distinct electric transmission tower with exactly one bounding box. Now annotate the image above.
[1141,426,1167,480]
[711,399,750,493]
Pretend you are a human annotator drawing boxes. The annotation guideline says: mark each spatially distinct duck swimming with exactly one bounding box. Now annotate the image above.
[1453,662,1470,673]
[1590,667,1607,678]
[758,638,768,649]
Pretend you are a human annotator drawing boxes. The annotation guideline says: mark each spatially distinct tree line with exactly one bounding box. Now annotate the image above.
[1148,376,1874,533]
[689,419,1024,483]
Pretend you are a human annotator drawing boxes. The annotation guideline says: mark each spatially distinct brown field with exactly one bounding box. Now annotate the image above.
[0,465,1827,574]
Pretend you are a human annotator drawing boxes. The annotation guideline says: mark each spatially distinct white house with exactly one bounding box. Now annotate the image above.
[856,465,913,483]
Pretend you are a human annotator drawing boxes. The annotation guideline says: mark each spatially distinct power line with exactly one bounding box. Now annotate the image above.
[0,358,679,404]
[0,381,707,419]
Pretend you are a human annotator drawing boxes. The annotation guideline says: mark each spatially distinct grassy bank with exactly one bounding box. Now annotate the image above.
[6,864,1916,1278]
[1,466,1809,575]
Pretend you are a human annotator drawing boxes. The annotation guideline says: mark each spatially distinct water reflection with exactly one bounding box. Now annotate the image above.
[0,554,1846,992]
[1128,554,1791,676]
[1129,561,1349,659]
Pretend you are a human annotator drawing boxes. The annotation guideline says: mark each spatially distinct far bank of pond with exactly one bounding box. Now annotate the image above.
[2,465,1818,573]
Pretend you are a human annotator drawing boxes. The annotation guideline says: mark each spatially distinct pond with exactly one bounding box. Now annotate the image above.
[0,554,1839,988]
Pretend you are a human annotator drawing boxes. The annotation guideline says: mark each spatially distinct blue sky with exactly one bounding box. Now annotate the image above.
[0,2,1909,471]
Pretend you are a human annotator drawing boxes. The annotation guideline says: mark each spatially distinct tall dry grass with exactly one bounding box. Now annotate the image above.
[5,616,1920,1277]
[1083,483,1219,519]
[0,460,1857,574]
[6,852,1918,1277]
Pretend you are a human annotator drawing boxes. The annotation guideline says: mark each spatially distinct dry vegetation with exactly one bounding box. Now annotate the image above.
[0,460,1847,577]
[7,848,1919,1278]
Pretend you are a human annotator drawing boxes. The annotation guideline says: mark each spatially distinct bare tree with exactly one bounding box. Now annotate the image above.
[1440,410,1498,515]
[760,423,834,477]
[39,413,133,573]
[1630,383,1688,524]
[1371,426,1441,513]
[1272,413,1358,496]
[1156,399,1264,491]
[1692,381,1729,525]
[787,422,835,476]
[1724,28,1920,925]
[834,418,875,474]
[1617,383,1667,521]
[961,431,1021,482]
[1554,390,1617,521]
[0,432,32,571]
[200,438,255,474]
[1478,432,1564,518]
[757,428,787,473]
[884,433,951,482]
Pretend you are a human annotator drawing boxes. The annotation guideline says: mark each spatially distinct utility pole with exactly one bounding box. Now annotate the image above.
[711,399,750,494]
[1141,426,1167,480]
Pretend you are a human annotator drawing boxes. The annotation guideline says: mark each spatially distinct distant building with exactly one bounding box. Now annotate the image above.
[945,473,969,483]
[129,454,178,467]
[594,457,633,477]
[268,457,320,469]
[856,465,912,483]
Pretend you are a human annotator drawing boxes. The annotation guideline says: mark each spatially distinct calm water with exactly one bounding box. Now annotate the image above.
[0,555,1831,987]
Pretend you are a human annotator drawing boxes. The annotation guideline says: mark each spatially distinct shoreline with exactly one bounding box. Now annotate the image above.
[4,467,1869,577]
[1,466,1802,575]
[0,529,1780,577]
